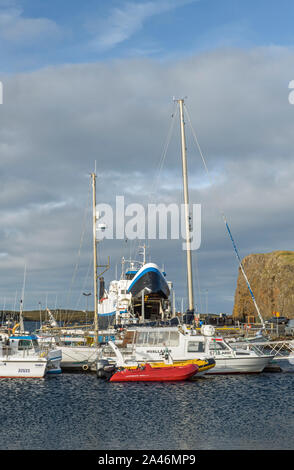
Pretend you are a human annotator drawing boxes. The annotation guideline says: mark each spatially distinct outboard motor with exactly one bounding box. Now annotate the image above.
[96,359,115,379]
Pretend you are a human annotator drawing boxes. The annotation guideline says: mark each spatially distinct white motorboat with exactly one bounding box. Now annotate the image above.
[201,326,274,374]
[0,333,48,378]
[99,324,273,375]
[10,320,62,375]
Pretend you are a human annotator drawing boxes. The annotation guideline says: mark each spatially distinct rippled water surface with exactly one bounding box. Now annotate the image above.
[0,369,293,450]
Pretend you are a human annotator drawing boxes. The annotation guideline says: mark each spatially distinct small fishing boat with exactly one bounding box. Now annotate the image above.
[109,362,198,382]
[0,333,48,378]
[0,318,62,378]
[11,322,62,375]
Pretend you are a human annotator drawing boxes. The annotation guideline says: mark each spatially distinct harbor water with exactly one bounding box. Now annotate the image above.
[0,368,293,450]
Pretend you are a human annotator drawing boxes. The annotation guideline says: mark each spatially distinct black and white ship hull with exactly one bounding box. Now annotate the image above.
[127,263,170,299]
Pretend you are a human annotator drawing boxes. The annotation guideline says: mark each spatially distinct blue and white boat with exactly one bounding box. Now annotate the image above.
[127,262,170,300]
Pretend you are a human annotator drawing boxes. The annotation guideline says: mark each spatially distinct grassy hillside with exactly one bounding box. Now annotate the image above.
[3,309,95,323]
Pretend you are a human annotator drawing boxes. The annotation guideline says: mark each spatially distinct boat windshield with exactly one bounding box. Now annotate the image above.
[18,339,39,351]
[125,271,137,280]
[209,339,231,351]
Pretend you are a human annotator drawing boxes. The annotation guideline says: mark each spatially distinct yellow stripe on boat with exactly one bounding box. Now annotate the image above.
[125,358,215,373]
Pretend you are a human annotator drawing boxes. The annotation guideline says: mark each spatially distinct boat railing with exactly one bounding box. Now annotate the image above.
[0,345,43,359]
[230,340,294,358]
[0,345,12,358]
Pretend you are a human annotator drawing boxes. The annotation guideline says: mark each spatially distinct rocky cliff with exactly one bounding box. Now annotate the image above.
[233,250,294,320]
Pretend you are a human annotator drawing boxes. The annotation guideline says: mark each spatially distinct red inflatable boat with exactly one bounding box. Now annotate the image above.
[109,363,198,382]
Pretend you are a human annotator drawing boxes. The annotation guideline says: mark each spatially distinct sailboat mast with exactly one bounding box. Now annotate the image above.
[178,99,194,313]
[91,172,98,343]
[19,264,26,333]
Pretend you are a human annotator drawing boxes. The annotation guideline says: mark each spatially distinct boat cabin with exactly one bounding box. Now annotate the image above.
[117,326,237,363]
[0,334,40,357]
[10,335,40,353]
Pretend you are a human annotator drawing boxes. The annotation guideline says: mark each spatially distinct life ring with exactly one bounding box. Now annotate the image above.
[12,323,20,335]
[82,364,89,371]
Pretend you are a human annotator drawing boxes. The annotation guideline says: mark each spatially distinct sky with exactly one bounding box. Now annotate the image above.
[1,0,294,314]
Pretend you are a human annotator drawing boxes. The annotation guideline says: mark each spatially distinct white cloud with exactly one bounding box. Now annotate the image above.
[89,0,197,50]
[0,6,60,44]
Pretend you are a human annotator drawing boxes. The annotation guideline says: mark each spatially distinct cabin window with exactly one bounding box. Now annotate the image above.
[143,331,149,345]
[209,340,229,351]
[157,331,170,346]
[187,341,204,353]
[18,340,33,350]
[148,331,157,346]
[169,331,179,346]
[136,333,144,345]
[136,331,149,346]
[136,330,179,347]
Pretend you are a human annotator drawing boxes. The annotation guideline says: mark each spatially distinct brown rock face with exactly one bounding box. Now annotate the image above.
[233,251,294,321]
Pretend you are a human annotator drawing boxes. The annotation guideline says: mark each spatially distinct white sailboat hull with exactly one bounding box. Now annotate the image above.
[0,358,47,378]
[59,346,98,370]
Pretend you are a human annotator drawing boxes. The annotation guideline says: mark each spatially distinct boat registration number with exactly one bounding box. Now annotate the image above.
[18,369,30,373]
[146,349,171,354]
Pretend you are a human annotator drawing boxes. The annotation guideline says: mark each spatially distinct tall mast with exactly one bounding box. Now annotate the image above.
[19,264,26,333]
[91,172,98,343]
[178,98,194,313]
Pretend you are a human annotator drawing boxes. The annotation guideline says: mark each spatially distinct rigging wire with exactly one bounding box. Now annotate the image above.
[150,102,179,198]
[129,102,178,264]
[74,254,93,312]
[184,103,266,328]
[66,176,92,319]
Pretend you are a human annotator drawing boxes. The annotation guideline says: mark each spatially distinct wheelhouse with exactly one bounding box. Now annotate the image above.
[10,335,40,352]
